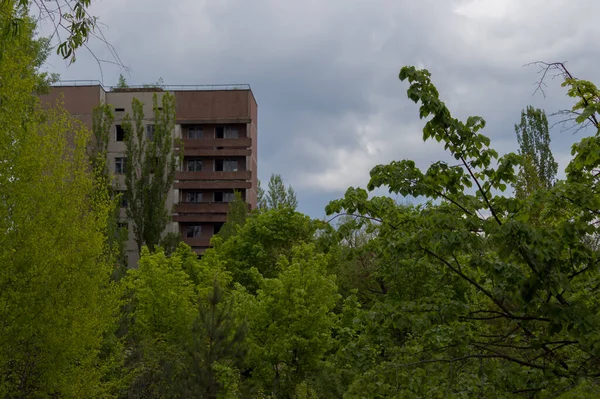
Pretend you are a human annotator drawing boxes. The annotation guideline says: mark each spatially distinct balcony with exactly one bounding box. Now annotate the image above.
[183,148,251,157]
[175,202,230,214]
[174,181,252,190]
[176,170,251,181]
[182,237,211,248]
[182,138,251,149]
[172,213,228,223]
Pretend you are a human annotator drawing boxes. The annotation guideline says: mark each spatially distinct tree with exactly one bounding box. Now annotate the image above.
[122,93,179,254]
[514,106,558,198]
[258,174,298,210]
[210,207,318,291]
[325,64,600,396]
[125,247,198,398]
[91,102,129,278]
[117,73,129,88]
[0,12,119,396]
[1,0,118,65]
[240,243,339,398]
[215,191,249,242]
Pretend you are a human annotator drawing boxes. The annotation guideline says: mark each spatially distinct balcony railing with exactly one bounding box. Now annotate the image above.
[182,138,252,148]
[176,170,251,181]
[172,214,228,223]
[182,148,251,157]
[174,181,252,190]
[175,202,230,214]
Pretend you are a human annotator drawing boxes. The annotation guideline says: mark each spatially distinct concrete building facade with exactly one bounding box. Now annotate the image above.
[41,83,258,267]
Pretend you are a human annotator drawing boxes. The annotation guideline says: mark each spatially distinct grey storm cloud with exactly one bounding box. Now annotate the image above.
[41,0,600,218]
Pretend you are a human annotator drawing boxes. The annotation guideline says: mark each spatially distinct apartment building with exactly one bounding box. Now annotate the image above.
[41,82,258,267]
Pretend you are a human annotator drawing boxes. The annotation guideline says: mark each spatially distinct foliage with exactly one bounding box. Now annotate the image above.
[215,190,249,242]
[325,64,600,396]
[210,207,318,291]
[514,106,558,198]
[258,174,298,210]
[1,0,98,64]
[122,93,179,254]
[0,15,119,395]
[239,243,339,398]
[117,73,128,88]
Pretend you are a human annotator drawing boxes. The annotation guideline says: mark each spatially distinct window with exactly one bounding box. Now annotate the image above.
[186,191,202,203]
[214,192,223,202]
[115,157,127,174]
[146,124,155,141]
[223,192,236,203]
[214,222,224,234]
[215,126,238,139]
[117,190,128,207]
[115,107,125,112]
[116,125,125,142]
[188,126,203,139]
[224,127,238,139]
[186,159,202,172]
[186,225,201,238]
[224,160,238,172]
[216,159,238,172]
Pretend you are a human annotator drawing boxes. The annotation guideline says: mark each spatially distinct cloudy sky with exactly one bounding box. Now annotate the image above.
[41,0,600,218]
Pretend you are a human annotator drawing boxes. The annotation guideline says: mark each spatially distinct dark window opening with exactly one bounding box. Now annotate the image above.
[186,225,201,238]
[188,126,203,139]
[215,159,223,171]
[146,124,154,141]
[116,125,125,141]
[214,192,223,202]
[187,159,202,172]
[214,222,224,234]
[216,126,224,138]
[186,191,202,202]
[115,107,125,112]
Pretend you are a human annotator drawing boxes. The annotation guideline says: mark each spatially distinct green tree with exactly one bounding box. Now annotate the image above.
[0,12,119,395]
[91,102,129,278]
[215,191,249,242]
[116,73,129,88]
[2,0,99,63]
[514,106,558,198]
[240,243,339,398]
[325,64,600,396]
[259,174,298,210]
[210,208,317,290]
[122,93,179,254]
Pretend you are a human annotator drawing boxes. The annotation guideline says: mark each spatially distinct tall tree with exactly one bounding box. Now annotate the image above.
[122,93,178,254]
[514,106,558,198]
[259,174,298,210]
[0,11,119,396]
[91,103,129,278]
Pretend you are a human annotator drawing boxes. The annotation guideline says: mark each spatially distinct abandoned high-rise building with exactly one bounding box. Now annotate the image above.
[41,82,258,267]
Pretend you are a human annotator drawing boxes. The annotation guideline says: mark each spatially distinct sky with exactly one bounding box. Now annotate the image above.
[40,0,600,218]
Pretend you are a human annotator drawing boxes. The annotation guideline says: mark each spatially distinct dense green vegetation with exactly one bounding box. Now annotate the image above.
[5,2,600,397]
